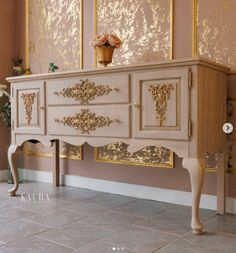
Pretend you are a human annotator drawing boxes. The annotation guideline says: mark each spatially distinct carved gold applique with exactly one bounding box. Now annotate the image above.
[21,92,36,124]
[54,79,113,104]
[148,83,174,126]
[55,109,115,134]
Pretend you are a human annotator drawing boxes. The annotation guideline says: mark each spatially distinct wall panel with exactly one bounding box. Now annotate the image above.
[96,0,172,66]
[197,0,236,69]
[28,0,82,73]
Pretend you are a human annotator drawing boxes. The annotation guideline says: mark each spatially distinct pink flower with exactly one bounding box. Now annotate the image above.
[90,33,122,48]
[108,34,122,48]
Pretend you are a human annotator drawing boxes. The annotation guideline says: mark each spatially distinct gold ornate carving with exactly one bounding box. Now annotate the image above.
[55,79,113,104]
[148,84,174,126]
[21,92,36,124]
[55,109,114,134]
[95,142,174,168]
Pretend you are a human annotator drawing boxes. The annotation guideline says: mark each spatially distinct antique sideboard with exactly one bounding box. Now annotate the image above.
[6,58,229,235]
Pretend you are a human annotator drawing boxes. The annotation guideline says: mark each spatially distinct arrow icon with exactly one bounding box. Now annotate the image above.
[223,123,233,134]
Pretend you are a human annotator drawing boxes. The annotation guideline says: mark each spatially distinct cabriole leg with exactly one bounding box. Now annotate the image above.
[182,157,204,235]
[8,144,19,196]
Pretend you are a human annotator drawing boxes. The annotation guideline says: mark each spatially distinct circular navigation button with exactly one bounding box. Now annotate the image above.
[223,123,233,134]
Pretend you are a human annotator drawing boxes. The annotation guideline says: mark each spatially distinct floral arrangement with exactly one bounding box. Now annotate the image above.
[90,32,122,48]
[12,57,30,76]
[0,84,11,128]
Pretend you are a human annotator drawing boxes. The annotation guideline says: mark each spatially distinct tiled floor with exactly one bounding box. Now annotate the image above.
[0,181,235,253]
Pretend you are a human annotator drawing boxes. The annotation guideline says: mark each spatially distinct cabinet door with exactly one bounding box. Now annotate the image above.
[133,68,191,140]
[13,81,45,134]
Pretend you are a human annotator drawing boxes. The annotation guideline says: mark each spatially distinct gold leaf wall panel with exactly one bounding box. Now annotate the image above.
[197,0,236,69]
[95,143,174,168]
[28,0,81,73]
[96,0,172,66]
[24,142,83,160]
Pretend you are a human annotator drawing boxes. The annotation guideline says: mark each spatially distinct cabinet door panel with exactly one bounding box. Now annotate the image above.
[133,68,190,140]
[13,81,45,134]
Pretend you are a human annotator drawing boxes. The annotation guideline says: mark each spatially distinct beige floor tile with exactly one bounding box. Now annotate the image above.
[155,244,202,253]
[82,210,146,232]
[173,230,236,253]
[71,241,140,253]
[134,218,190,235]
[0,219,50,243]
[62,194,136,214]
[13,198,72,213]
[23,208,89,228]
[36,221,114,249]
[0,236,72,253]
[51,188,105,202]
[151,205,216,222]
[0,196,23,209]
[204,214,236,235]
[0,206,36,224]
[1,181,235,253]
[101,226,178,253]
[135,206,216,235]
[112,199,174,218]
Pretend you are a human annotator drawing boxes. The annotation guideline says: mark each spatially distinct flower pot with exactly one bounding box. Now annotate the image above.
[96,46,115,67]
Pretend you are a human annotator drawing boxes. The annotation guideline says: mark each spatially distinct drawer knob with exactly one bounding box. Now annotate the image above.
[40,107,45,110]
[113,87,119,92]
[114,119,121,123]
[54,91,60,96]
[134,103,140,109]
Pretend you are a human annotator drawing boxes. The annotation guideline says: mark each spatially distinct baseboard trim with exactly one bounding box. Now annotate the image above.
[20,169,236,214]
[0,170,8,182]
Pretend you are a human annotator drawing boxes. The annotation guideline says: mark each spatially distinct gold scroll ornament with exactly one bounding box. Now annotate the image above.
[55,109,116,134]
[54,79,113,104]
[21,92,36,124]
[148,84,174,126]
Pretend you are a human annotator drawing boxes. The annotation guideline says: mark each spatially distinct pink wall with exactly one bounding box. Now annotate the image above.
[173,0,192,59]
[14,0,236,198]
[0,0,16,172]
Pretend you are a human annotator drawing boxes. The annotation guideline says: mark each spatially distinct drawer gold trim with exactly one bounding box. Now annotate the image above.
[54,79,115,104]
[55,109,116,134]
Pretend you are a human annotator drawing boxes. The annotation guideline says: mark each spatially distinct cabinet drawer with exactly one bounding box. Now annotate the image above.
[47,74,130,105]
[48,105,130,138]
